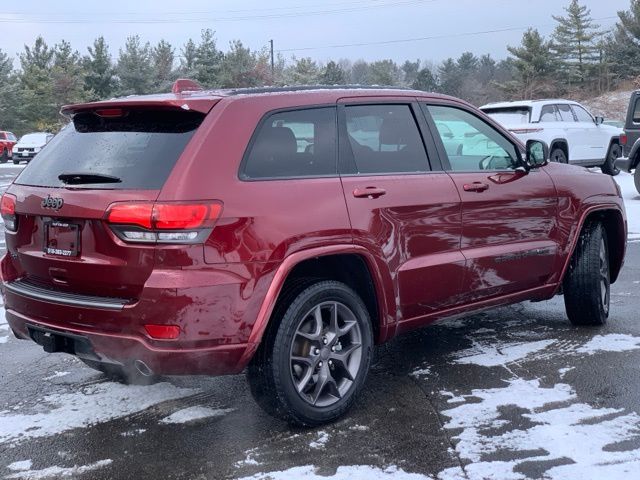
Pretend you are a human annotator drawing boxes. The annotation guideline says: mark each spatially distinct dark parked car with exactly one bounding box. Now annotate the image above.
[1,82,627,426]
[617,90,640,193]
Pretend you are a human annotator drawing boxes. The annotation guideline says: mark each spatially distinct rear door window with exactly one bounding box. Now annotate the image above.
[241,107,336,179]
[343,104,430,174]
[15,109,204,190]
[539,105,559,122]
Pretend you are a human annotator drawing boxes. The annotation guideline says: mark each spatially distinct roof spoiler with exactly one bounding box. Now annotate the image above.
[172,79,203,95]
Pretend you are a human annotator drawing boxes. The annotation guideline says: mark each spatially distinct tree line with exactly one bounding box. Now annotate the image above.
[2,0,640,135]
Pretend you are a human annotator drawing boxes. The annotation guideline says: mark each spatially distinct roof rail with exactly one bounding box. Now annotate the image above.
[172,79,203,94]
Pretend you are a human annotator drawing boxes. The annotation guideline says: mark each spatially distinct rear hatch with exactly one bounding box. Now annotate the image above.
[3,106,208,300]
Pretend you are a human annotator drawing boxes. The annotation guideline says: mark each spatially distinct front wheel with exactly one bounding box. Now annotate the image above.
[0,149,7,163]
[247,280,373,426]
[563,221,610,326]
[550,147,568,164]
[601,143,621,176]
[12,159,20,165]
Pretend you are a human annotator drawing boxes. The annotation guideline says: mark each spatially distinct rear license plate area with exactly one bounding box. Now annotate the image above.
[44,221,80,257]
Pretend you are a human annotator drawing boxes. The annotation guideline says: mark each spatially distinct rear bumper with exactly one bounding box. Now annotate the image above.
[5,308,248,375]
[615,156,634,172]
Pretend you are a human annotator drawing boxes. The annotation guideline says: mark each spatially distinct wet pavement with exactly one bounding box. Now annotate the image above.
[1,164,639,479]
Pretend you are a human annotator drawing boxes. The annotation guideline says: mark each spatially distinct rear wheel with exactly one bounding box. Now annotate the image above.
[601,142,621,176]
[247,280,373,426]
[563,221,610,326]
[550,147,568,164]
[0,148,7,163]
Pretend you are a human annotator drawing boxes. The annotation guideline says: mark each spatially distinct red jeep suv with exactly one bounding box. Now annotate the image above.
[0,131,17,162]
[0,83,627,426]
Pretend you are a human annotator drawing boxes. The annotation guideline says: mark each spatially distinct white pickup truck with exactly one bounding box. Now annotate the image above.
[480,99,622,176]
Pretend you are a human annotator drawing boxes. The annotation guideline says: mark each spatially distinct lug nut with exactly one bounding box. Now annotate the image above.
[322,337,328,345]
[331,346,335,352]
[328,360,334,368]
[314,348,320,355]
[318,361,323,368]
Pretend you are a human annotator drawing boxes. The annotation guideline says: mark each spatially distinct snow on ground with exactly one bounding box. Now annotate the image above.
[0,303,9,344]
[615,172,640,241]
[237,465,433,480]
[452,339,555,367]
[158,405,234,425]
[577,333,640,354]
[438,379,640,480]
[309,430,330,449]
[5,459,112,479]
[0,382,197,446]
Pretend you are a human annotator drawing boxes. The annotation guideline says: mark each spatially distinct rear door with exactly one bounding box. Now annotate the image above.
[4,107,205,299]
[423,102,559,302]
[571,103,609,163]
[337,99,464,323]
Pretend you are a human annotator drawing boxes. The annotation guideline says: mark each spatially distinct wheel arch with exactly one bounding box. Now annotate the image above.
[559,206,626,290]
[238,245,392,369]
[549,138,569,161]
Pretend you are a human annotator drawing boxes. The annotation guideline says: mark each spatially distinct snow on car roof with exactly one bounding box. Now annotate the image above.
[480,99,580,110]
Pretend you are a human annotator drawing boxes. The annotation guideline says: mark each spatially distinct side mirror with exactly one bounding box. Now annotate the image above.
[595,116,604,125]
[525,139,549,169]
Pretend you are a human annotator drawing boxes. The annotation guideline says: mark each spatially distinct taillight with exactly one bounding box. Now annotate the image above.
[105,201,223,244]
[1,193,17,232]
[144,324,180,339]
[509,128,544,134]
[620,133,628,146]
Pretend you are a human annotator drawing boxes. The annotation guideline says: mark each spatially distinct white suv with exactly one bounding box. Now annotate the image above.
[480,100,622,176]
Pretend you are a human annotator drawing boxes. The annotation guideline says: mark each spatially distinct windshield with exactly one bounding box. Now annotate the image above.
[483,107,531,125]
[15,108,204,189]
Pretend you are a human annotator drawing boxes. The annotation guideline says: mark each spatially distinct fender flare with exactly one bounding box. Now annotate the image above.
[548,138,569,158]
[628,137,640,170]
[554,203,626,294]
[237,244,392,368]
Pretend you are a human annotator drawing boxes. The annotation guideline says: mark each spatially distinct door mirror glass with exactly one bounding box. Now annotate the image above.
[526,140,549,168]
[595,116,605,125]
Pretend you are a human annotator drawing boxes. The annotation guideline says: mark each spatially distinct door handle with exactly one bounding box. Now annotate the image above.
[353,187,387,199]
[463,182,489,192]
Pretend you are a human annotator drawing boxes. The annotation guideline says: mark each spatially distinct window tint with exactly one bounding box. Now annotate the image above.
[344,104,429,174]
[15,109,204,190]
[243,107,336,179]
[633,99,640,123]
[0,133,6,140]
[557,104,575,122]
[483,107,531,125]
[540,105,559,122]
[572,105,593,123]
[428,105,519,172]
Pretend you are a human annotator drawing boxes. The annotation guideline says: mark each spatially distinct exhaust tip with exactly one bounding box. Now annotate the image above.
[133,359,154,377]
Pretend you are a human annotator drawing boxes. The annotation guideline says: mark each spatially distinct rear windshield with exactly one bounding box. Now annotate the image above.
[482,107,531,125]
[15,109,204,190]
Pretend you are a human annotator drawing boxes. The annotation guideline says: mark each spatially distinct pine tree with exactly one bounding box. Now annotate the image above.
[320,61,347,85]
[194,29,223,87]
[219,40,263,88]
[152,40,175,91]
[287,57,319,85]
[117,35,153,95]
[506,29,558,99]
[607,0,640,79]
[53,40,88,106]
[367,60,400,86]
[551,0,602,85]
[401,60,420,86]
[84,37,117,100]
[438,59,462,97]
[0,49,20,133]
[457,52,479,74]
[17,36,58,132]
[412,68,437,92]
[180,38,198,77]
[350,60,370,84]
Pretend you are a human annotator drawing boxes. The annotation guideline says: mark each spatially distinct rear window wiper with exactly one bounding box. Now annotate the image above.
[58,172,122,185]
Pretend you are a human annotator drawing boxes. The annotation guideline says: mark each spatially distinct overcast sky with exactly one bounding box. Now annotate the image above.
[0,0,632,67]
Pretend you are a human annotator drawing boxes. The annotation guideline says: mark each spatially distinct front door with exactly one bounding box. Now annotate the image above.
[424,103,559,303]
[337,100,464,322]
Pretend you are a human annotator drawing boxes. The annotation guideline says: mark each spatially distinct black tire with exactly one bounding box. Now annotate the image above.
[79,358,158,385]
[635,167,640,195]
[563,221,610,326]
[601,142,621,176]
[550,147,568,164]
[12,159,19,165]
[247,280,373,426]
[0,149,7,163]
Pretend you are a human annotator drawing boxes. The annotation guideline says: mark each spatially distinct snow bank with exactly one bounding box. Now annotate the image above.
[5,459,112,479]
[237,465,432,480]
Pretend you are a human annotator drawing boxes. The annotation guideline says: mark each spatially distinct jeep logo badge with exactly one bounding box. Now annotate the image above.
[41,195,64,210]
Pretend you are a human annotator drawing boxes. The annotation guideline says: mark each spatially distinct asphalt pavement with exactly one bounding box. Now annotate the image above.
[1,164,639,480]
